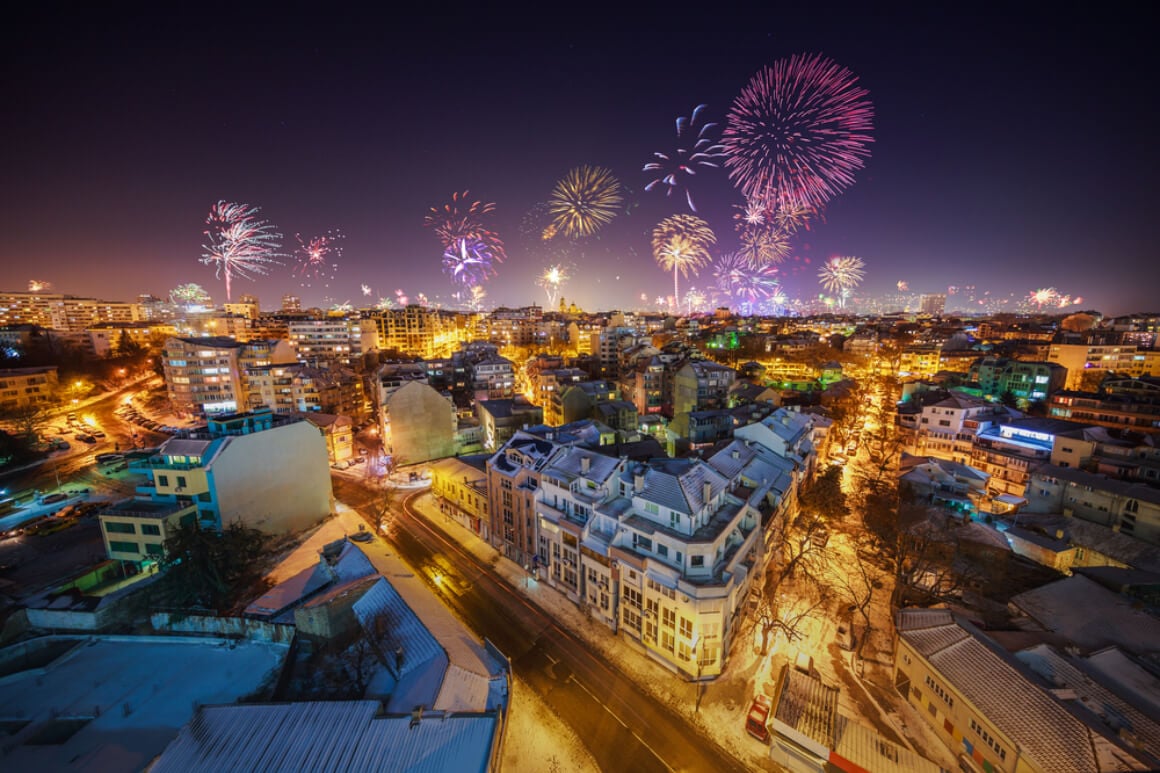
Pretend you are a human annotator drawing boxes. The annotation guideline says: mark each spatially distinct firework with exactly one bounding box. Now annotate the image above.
[361,283,372,297]
[443,237,500,288]
[375,297,395,310]
[201,200,284,300]
[28,279,51,292]
[643,104,725,212]
[293,230,344,286]
[897,280,909,292]
[737,223,793,267]
[722,53,874,211]
[548,165,623,239]
[713,252,779,314]
[453,284,488,312]
[817,256,865,307]
[425,191,506,282]
[652,215,716,304]
[1027,288,1059,308]
[683,288,708,315]
[330,301,354,313]
[536,263,572,308]
[169,282,211,307]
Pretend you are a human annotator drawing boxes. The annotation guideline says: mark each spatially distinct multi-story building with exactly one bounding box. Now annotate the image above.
[223,295,260,319]
[430,454,490,537]
[106,409,333,567]
[380,380,457,465]
[894,608,1152,773]
[370,305,462,359]
[609,457,763,679]
[1024,464,1160,545]
[1047,376,1160,433]
[0,366,59,412]
[967,356,1067,405]
[161,336,297,417]
[287,316,376,365]
[470,354,516,401]
[1048,342,1160,390]
[87,321,176,358]
[918,293,946,316]
[476,397,543,452]
[529,367,586,420]
[0,292,142,331]
[904,392,1018,465]
[969,417,1097,498]
[620,355,666,417]
[487,430,561,565]
[671,359,736,419]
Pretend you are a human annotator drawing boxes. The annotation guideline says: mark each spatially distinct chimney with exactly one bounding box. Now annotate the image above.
[703,482,713,504]
[1055,529,1064,540]
[581,455,590,473]
[634,473,645,492]
[731,449,740,460]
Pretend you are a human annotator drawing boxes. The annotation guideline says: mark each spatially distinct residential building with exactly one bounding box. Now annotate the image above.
[370,304,462,359]
[1023,464,1160,545]
[487,430,560,565]
[967,356,1067,405]
[288,316,376,365]
[161,336,297,416]
[0,366,58,412]
[671,359,736,418]
[919,293,946,316]
[471,354,516,401]
[99,498,197,565]
[1047,376,1160,433]
[430,454,490,538]
[380,380,457,465]
[894,608,1151,773]
[127,408,333,536]
[476,396,543,452]
[296,412,354,464]
[1048,342,1160,390]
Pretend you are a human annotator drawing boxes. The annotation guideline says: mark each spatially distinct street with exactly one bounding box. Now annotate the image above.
[334,477,751,773]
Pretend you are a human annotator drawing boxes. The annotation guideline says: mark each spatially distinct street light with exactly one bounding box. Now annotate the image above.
[691,634,705,712]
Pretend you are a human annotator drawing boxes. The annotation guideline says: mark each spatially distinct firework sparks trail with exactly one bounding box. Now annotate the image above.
[425,191,506,288]
[548,166,624,239]
[897,280,909,292]
[536,263,572,308]
[293,230,344,286]
[817,256,865,307]
[722,53,874,211]
[1027,287,1059,308]
[652,215,716,305]
[169,282,211,307]
[713,252,779,314]
[28,279,51,292]
[361,283,372,297]
[643,104,726,212]
[200,200,285,301]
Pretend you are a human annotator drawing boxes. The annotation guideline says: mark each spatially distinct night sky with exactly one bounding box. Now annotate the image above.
[2,4,1156,315]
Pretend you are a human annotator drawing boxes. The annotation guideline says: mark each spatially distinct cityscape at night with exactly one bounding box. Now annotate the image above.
[1,5,1158,773]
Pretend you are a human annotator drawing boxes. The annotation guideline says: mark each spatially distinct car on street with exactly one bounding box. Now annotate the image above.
[350,525,372,542]
[75,434,96,444]
[332,460,350,470]
[745,694,772,743]
[91,430,107,439]
[38,493,69,505]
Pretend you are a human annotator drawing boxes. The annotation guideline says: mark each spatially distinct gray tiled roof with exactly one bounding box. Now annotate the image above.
[896,609,1135,773]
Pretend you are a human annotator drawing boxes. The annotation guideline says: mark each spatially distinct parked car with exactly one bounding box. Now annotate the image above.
[38,493,68,505]
[75,434,96,444]
[745,694,772,743]
[350,524,372,542]
[332,460,350,470]
[90,430,107,439]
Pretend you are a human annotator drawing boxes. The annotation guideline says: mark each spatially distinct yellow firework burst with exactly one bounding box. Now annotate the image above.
[548,165,623,239]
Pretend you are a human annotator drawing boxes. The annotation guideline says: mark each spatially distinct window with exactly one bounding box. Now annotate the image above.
[691,555,705,568]
[109,541,139,554]
[660,631,675,652]
[623,586,642,608]
[106,521,135,534]
[634,534,652,552]
[145,543,164,557]
[141,524,161,536]
[679,617,693,638]
[657,544,669,558]
[157,475,169,487]
[662,608,676,628]
[176,476,187,488]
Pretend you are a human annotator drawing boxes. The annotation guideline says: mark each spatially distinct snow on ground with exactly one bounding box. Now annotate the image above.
[503,675,600,773]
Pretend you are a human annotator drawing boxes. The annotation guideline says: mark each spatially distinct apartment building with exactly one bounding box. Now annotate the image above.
[671,359,736,418]
[470,354,516,401]
[1048,342,1160,390]
[161,336,297,416]
[1047,376,1160,433]
[106,409,333,567]
[967,356,1067,405]
[0,366,58,412]
[1023,464,1160,545]
[287,316,376,365]
[894,608,1152,773]
[370,304,462,359]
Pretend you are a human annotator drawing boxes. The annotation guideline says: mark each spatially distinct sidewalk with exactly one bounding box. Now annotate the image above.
[400,487,777,771]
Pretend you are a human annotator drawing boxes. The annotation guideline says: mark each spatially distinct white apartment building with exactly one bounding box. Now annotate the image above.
[287,316,376,365]
[162,336,297,416]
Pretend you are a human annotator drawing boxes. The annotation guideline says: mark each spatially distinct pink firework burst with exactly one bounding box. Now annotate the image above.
[201,200,285,300]
[293,231,344,286]
[722,53,874,211]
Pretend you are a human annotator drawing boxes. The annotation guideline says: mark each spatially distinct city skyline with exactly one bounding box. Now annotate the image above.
[2,5,1156,315]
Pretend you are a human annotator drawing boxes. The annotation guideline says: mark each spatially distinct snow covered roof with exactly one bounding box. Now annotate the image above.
[151,701,499,773]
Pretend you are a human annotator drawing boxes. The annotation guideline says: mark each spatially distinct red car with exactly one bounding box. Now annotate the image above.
[745,694,772,743]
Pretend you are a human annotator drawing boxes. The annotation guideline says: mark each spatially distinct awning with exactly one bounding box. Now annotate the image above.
[994,494,1027,506]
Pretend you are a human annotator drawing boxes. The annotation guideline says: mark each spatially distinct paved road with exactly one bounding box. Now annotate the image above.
[334,478,749,773]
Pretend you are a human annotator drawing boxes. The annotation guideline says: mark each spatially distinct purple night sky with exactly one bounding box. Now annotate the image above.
[2,4,1156,315]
